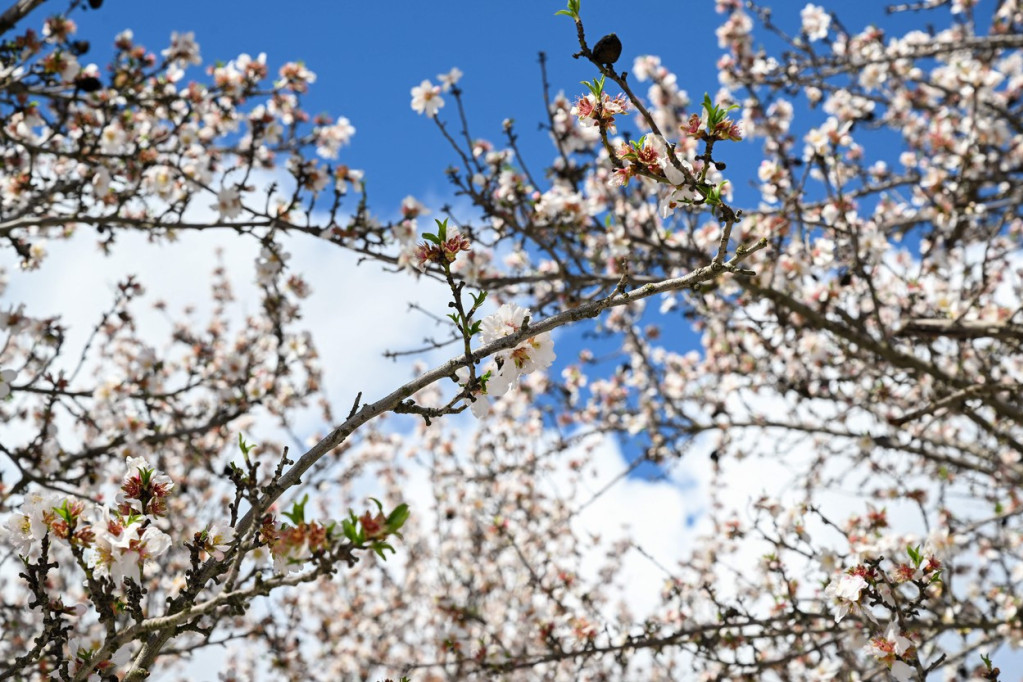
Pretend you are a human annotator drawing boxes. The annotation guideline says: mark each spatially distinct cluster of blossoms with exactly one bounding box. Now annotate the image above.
[3,492,78,560]
[570,91,629,131]
[403,212,556,419]
[611,135,665,187]
[0,18,368,274]
[610,134,700,194]
[263,515,333,574]
[413,223,472,272]
[313,114,356,159]
[410,68,462,117]
[457,303,556,418]
[578,81,741,220]
[264,497,410,573]
[865,623,918,681]
[824,549,943,623]
[92,516,173,586]
[681,108,743,142]
[2,457,180,586]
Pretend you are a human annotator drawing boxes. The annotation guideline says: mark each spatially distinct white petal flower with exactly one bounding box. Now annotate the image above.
[473,304,556,408]
[455,366,491,417]
[1,513,36,557]
[203,523,235,560]
[410,79,444,117]
[823,572,868,622]
[480,303,528,344]
[662,158,686,185]
[800,4,831,42]
[437,67,463,92]
[890,661,915,681]
[212,187,243,220]
[0,368,15,399]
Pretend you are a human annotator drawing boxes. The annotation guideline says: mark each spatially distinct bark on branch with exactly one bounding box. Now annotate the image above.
[0,0,46,37]
[894,318,1023,341]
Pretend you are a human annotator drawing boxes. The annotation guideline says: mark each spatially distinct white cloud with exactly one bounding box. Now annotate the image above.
[565,432,706,620]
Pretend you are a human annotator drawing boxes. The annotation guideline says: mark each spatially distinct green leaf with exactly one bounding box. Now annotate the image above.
[581,75,605,98]
[703,93,714,115]
[371,541,396,560]
[237,433,256,457]
[386,503,411,532]
[555,0,580,18]
[282,494,309,526]
[703,183,724,206]
[906,544,922,567]
[702,93,733,126]
[123,512,144,526]
[341,516,361,543]
[701,92,740,129]
[54,499,73,524]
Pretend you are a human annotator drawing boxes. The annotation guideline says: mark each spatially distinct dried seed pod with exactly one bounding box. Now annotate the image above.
[592,33,622,66]
[75,75,102,93]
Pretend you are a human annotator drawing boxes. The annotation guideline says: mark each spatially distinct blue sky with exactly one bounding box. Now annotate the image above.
[70,1,731,211]
[62,0,942,265]
[64,1,931,212]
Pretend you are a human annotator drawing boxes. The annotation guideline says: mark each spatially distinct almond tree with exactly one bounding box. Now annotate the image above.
[1,0,1022,680]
